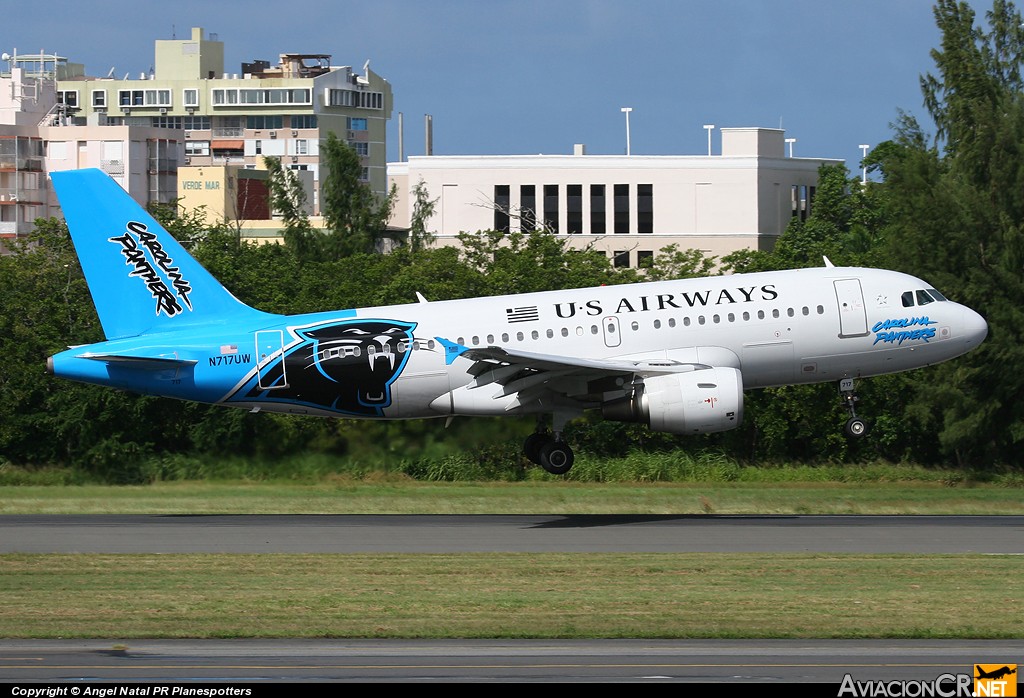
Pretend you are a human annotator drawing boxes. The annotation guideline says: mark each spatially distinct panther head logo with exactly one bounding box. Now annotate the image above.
[234,318,417,416]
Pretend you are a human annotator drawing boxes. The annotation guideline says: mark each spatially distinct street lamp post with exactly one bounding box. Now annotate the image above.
[621,107,633,155]
[859,144,870,184]
[703,124,715,156]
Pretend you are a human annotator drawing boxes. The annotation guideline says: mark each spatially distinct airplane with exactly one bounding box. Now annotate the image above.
[46,168,988,475]
[975,666,1017,681]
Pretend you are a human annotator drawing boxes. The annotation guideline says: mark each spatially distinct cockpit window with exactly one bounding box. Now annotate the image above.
[916,290,935,306]
[927,288,948,302]
[901,291,915,307]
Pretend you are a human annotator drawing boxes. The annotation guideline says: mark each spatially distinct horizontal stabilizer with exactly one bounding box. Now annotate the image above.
[77,353,198,369]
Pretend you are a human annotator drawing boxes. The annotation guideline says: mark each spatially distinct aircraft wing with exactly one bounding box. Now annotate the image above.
[462,345,712,376]
[444,340,732,411]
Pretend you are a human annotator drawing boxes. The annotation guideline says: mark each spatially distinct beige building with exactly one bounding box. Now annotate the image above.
[388,128,841,267]
[1,28,392,240]
[56,27,393,211]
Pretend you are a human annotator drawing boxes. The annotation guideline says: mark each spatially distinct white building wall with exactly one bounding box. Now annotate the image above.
[388,128,840,264]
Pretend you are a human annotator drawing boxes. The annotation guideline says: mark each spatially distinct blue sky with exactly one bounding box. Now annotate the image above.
[4,0,991,170]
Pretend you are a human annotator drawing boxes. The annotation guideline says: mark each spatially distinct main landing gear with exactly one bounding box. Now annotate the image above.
[523,414,576,475]
[839,378,868,438]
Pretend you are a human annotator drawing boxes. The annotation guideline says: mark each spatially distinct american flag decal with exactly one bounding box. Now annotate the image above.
[506,306,540,323]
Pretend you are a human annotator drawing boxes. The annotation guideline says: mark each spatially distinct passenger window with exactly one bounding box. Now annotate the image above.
[457,337,465,345]
[591,325,599,334]
[668,318,676,328]
[684,317,691,327]
[758,310,765,320]
[742,312,750,321]
[698,316,706,325]
[654,319,661,329]
[516,332,524,341]
[501,333,509,342]
[772,309,780,319]
[816,305,824,315]
[727,313,735,322]
[901,291,915,307]
[631,321,639,331]
[486,334,494,344]
[561,327,569,337]
[916,290,934,306]
[546,329,554,338]
[787,308,795,317]
[713,314,720,323]
[802,307,809,316]
[531,330,539,340]
[472,336,480,345]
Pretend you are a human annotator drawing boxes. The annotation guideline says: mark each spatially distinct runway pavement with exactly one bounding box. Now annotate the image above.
[1,639,1023,683]
[1,514,1022,553]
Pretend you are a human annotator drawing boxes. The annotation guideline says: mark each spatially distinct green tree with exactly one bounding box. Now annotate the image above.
[319,132,395,257]
[407,178,438,253]
[263,155,316,260]
[876,0,1024,464]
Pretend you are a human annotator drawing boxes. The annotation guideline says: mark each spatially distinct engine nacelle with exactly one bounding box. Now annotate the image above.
[602,368,743,435]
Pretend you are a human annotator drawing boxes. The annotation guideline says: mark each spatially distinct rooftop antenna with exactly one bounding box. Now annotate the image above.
[106,66,116,78]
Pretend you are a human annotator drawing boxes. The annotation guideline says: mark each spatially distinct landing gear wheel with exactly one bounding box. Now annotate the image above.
[838,378,869,439]
[539,441,575,475]
[523,432,552,465]
[844,417,868,438]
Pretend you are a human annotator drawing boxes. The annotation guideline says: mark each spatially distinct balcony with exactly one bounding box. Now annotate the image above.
[0,157,44,172]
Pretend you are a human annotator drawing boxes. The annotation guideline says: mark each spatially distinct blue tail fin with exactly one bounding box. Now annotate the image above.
[52,168,271,339]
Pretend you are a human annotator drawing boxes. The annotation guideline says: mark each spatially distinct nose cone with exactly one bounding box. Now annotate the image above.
[962,306,988,350]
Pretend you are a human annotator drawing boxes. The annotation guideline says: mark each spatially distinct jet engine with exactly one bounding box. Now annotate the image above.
[602,367,744,435]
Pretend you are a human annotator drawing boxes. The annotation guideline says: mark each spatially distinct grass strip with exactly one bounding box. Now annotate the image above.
[1,553,1019,639]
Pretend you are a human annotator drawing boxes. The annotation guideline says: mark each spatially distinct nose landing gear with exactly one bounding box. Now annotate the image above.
[839,378,869,438]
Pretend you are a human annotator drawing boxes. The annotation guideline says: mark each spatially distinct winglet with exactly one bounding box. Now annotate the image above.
[435,337,470,365]
[823,256,835,268]
[416,292,429,304]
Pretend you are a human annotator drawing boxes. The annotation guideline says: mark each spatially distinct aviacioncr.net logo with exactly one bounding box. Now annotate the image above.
[838,673,974,697]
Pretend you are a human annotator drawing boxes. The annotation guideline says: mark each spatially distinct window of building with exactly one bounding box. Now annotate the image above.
[91,90,106,108]
[351,141,368,156]
[349,117,368,131]
[520,185,536,232]
[185,141,210,156]
[567,184,582,234]
[613,250,630,268]
[614,183,629,233]
[638,183,653,233]
[212,88,310,106]
[295,139,309,155]
[247,115,284,130]
[118,89,171,107]
[543,184,559,233]
[291,115,318,129]
[152,116,182,129]
[183,89,199,107]
[57,90,78,108]
[637,250,654,269]
[326,89,384,109]
[183,116,211,130]
[590,184,606,234]
[494,185,510,233]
